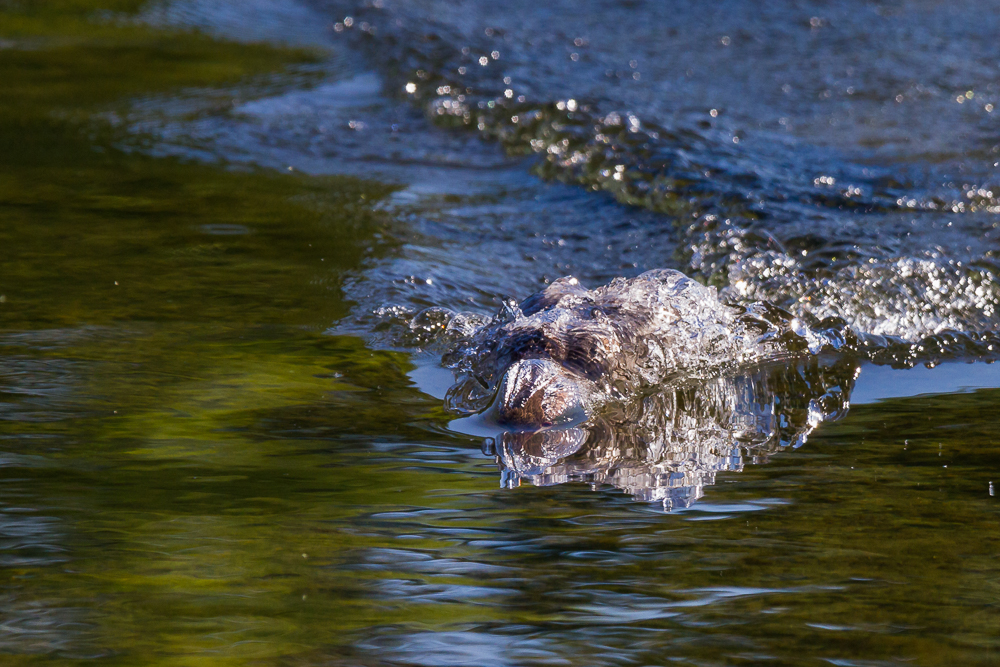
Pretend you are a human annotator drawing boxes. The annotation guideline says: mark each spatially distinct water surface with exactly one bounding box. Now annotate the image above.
[1,1,999,665]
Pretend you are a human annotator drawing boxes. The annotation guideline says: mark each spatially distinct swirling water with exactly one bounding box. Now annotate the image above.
[2,0,1000,665]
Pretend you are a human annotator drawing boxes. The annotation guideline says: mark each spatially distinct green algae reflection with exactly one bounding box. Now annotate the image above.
[0,3,469,664]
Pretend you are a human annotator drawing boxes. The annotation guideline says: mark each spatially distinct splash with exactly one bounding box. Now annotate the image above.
[440,269,854,424]
[428,268,998,507]
[407,267,1000,429]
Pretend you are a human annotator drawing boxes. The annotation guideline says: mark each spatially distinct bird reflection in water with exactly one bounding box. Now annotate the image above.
[482,358,858,509]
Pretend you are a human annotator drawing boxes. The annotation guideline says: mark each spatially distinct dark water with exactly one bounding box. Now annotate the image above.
[2,0,1000,664]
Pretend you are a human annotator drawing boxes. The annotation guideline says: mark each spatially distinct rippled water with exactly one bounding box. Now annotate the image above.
[319,0,1000,341]
[2,0,1000,664]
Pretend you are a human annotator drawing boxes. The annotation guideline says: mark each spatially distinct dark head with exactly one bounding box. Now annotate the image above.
[492,358,592,429]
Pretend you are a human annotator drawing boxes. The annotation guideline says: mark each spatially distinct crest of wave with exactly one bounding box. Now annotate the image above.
[726,251,1000,339]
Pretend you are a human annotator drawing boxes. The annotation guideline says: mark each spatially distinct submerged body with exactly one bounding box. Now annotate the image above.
[444,269,852,428]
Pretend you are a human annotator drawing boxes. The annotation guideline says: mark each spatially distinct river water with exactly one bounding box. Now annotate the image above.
[2,0,1000,664]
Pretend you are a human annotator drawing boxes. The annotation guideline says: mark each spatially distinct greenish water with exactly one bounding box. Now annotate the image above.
[1,2,1000,665]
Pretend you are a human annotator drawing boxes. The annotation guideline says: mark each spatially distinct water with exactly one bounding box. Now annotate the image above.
[1,0,1000,664]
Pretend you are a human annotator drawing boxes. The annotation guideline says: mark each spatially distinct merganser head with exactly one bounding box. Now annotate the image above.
[492,358,592,429]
